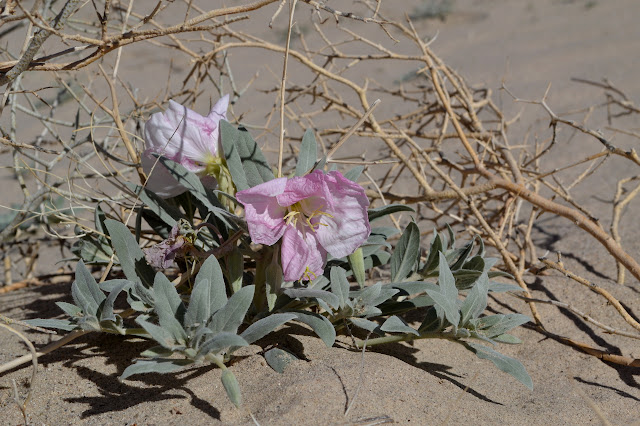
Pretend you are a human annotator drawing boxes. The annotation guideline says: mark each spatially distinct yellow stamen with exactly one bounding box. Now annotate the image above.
[284,201,333,232]
[301,266,317,282]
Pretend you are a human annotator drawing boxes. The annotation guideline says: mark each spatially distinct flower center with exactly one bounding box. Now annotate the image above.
[283,201,333,232]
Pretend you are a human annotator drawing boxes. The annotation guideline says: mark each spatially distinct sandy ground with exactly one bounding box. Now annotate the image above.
[2,0,640,424]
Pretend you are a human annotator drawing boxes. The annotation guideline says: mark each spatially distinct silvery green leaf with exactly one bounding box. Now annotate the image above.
[308,274,329,290]
[343,165,364,182]
[99,280,129,323]
[330,267,350,309]
[438,252,458,302]
[153,272,186,326]
[140,346,175,358]
[391,281,439,296]
[284,288,340,310]
[128,281,155,311]
[227,249,244,293]
[476,314,531,338]
[348,247,366,288]
[199,332,248,356]
[466,342,533,390]
[295,129,318,176]
[23,319,77,332]
[493,333,522,344]
[459,273,489,326]
[136,318,179,349]
[292,310,336,347]
[100,279,133,293]
[362,235,391,251]
[120,359,193,380]
[425,290,460,327]
[77,315,101,331]
[380,315,419,336]
[56,301,83,317]
[209,285,255,334]
[418,306,444,332]
[487,282,524,293]
[373,226,400,239]
[390,222,420,282]
[359,305,382,318]
[462,255,485,272]
[104,219,155,288]
[185,255,226,327]
[368,204,414,223]
[240,313,297,344]
[156,156,236,228]
[73,260,106,316]
[125,183,183,228]
[221,369,242,407]
[348,317,383,334]
[453,269,483,290]
[71,233,114,265]
[352,282,381,305]
[421,232,443,275]
[264,348,298,373]
[220,121,274,188]
[450,239,475,270]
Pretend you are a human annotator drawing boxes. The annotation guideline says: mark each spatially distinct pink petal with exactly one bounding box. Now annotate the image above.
[315,171,370,258]
[141,152,188,198]
[236,178,288,246]
[208,95,229,122]
[281,225,326,282]
[276,170,329,207]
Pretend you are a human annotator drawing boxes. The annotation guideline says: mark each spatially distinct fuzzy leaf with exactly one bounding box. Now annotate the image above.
[368,204,414,222]
[391,222,420,281]
[283,288,340,310]
[136,318,180,349]
[185,256,226,328]
[156,156,236,228]
[120,359,193,380]
[264,348,299,373]
[220,121,274,188]
[240,313,296,344]
[209,285,255,334]
[380,315,419,336]
[348,317,383,334]
[348,247,366,288]
[104,219,155,288]
[23,319,77,332]
[126,183,183,228]
[221,369,242,407]
[295,129,318,176]
[475,313,531,338]
[467,342,533,390]
[140,346,175,358]
[292,310,336,347]
[330,267,351,309]
[459,273,489,326]
[343,166,364,182]
[199,332,248,356]
[71,261,105,316]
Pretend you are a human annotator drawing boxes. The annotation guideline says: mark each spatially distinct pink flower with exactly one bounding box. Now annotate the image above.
[142,96,229,198]
[143,224,189,268]
[236,170,370,282]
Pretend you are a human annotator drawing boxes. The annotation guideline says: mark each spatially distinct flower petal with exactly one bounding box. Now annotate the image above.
[315,171,370,258]
[281,225,326,282]
[236,178,288,246]
[276,170,329,207]
[208,94,229,122]
[141,152,188,198]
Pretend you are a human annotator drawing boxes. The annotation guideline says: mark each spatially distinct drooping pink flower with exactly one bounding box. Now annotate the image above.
[143,224,189,268]
[236,170,370,282]
[142,96,229,198]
